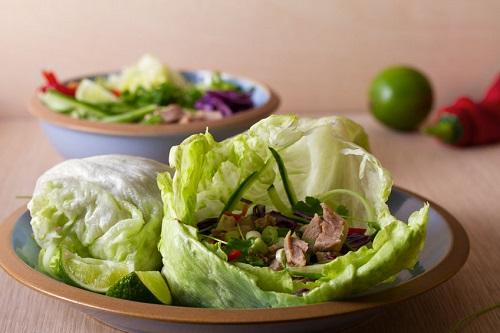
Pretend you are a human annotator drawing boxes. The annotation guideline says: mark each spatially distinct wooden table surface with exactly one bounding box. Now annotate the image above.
[0,114,499,333]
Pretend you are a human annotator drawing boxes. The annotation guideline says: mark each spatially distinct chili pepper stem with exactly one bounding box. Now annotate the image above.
[424,122,455,143]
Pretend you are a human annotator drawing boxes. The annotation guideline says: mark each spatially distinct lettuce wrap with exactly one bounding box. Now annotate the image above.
[29,155,169,289]
[158,115,428,308]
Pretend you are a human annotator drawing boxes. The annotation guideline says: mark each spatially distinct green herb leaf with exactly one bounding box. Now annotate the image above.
[293,196,322,217]
[225,238,252,256]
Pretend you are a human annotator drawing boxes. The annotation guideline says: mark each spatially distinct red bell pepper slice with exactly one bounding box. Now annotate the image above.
[40,70,77,97]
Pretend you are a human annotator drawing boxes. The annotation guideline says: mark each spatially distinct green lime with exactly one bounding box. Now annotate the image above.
[54,248,131,293]
[75,79,118,104]
[369,66,433,131]
[106,271,172,305]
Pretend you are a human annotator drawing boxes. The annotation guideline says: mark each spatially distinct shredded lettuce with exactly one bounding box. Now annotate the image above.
[157,115,428,308]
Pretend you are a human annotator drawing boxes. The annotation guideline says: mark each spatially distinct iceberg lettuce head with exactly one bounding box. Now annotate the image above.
[28,155,169,288]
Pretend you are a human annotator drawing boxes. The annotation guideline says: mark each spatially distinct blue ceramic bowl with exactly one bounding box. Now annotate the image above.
[28,71,280,163]
[0,187,469,333]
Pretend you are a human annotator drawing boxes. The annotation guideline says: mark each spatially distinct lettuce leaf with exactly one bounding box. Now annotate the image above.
[158,115,428,308]
[107,54,189,93]
[29,155,170,280]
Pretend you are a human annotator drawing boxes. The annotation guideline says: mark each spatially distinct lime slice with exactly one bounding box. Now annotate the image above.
[106,271,172,305]
[55,248,130,293]
[75,79,118,104]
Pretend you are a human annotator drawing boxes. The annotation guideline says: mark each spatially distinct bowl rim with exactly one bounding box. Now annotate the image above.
[0,186,469,325]
[27,70,280,137]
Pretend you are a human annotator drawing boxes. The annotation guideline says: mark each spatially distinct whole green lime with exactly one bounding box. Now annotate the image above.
[369,66,433,131]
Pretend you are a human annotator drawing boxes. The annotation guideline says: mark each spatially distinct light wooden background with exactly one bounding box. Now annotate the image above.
[1,0,500,118]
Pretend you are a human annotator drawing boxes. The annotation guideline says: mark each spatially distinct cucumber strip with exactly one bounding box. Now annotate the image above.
[267,185,292,215]
[268,147,297,207]
[101,105,157,123]
[219,171,260,219]
[43,90,108,119]
[319,189,376,223]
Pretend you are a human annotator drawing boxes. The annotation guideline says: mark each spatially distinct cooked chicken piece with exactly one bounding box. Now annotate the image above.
[159,104,184,123]
[301,214,322,246]
[269,258,283,271]
[314,203,348,252]
[284,231,309,267]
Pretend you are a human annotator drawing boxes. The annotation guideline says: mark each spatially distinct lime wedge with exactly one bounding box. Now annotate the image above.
[55,248,130,293]
[75,79,118,104]
[106,271,172,305]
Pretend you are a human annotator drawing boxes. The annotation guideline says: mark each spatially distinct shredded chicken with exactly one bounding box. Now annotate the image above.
[269,259,283,271]
[159,104,184,123]
[301,203,348,253]
[301,214,322,246]
[314,203,348,252]
[284,231,309,267]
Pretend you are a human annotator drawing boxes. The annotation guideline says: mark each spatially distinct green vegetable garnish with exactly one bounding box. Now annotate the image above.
[267,185,292,215]
[261,226,278,245]
[292,196,322,217]
[269,147,297,207]
[219,171,260,219]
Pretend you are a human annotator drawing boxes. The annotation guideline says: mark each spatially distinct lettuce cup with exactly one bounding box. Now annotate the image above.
[158,115,428,308]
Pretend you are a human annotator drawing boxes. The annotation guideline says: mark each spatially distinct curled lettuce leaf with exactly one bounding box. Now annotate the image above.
[158,115,428,308]
[107,54,188,93]
[29,155,170,279]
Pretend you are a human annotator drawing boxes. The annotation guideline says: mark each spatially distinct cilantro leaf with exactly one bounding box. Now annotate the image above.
[293,196,322,218]
[225,238,252,256]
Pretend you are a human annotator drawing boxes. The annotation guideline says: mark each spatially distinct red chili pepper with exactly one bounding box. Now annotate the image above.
[40,70,77,97]
[347,227,366,236]
[425,74,500,146]
[227,249,241,261]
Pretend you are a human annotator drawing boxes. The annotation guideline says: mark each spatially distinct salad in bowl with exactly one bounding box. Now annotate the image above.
[26,115,428,308]
[38,54,256,125]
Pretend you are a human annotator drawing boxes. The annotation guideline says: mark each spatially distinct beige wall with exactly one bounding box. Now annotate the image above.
[1,0,499,118]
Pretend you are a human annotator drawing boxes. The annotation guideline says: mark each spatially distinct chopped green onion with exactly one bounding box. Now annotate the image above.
[261,226,278,245]
[250,238,268,254]
[245,230,261,240]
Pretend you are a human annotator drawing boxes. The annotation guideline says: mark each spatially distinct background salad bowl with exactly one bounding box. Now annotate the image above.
[28,70,279,164]
[0,187,469,333]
